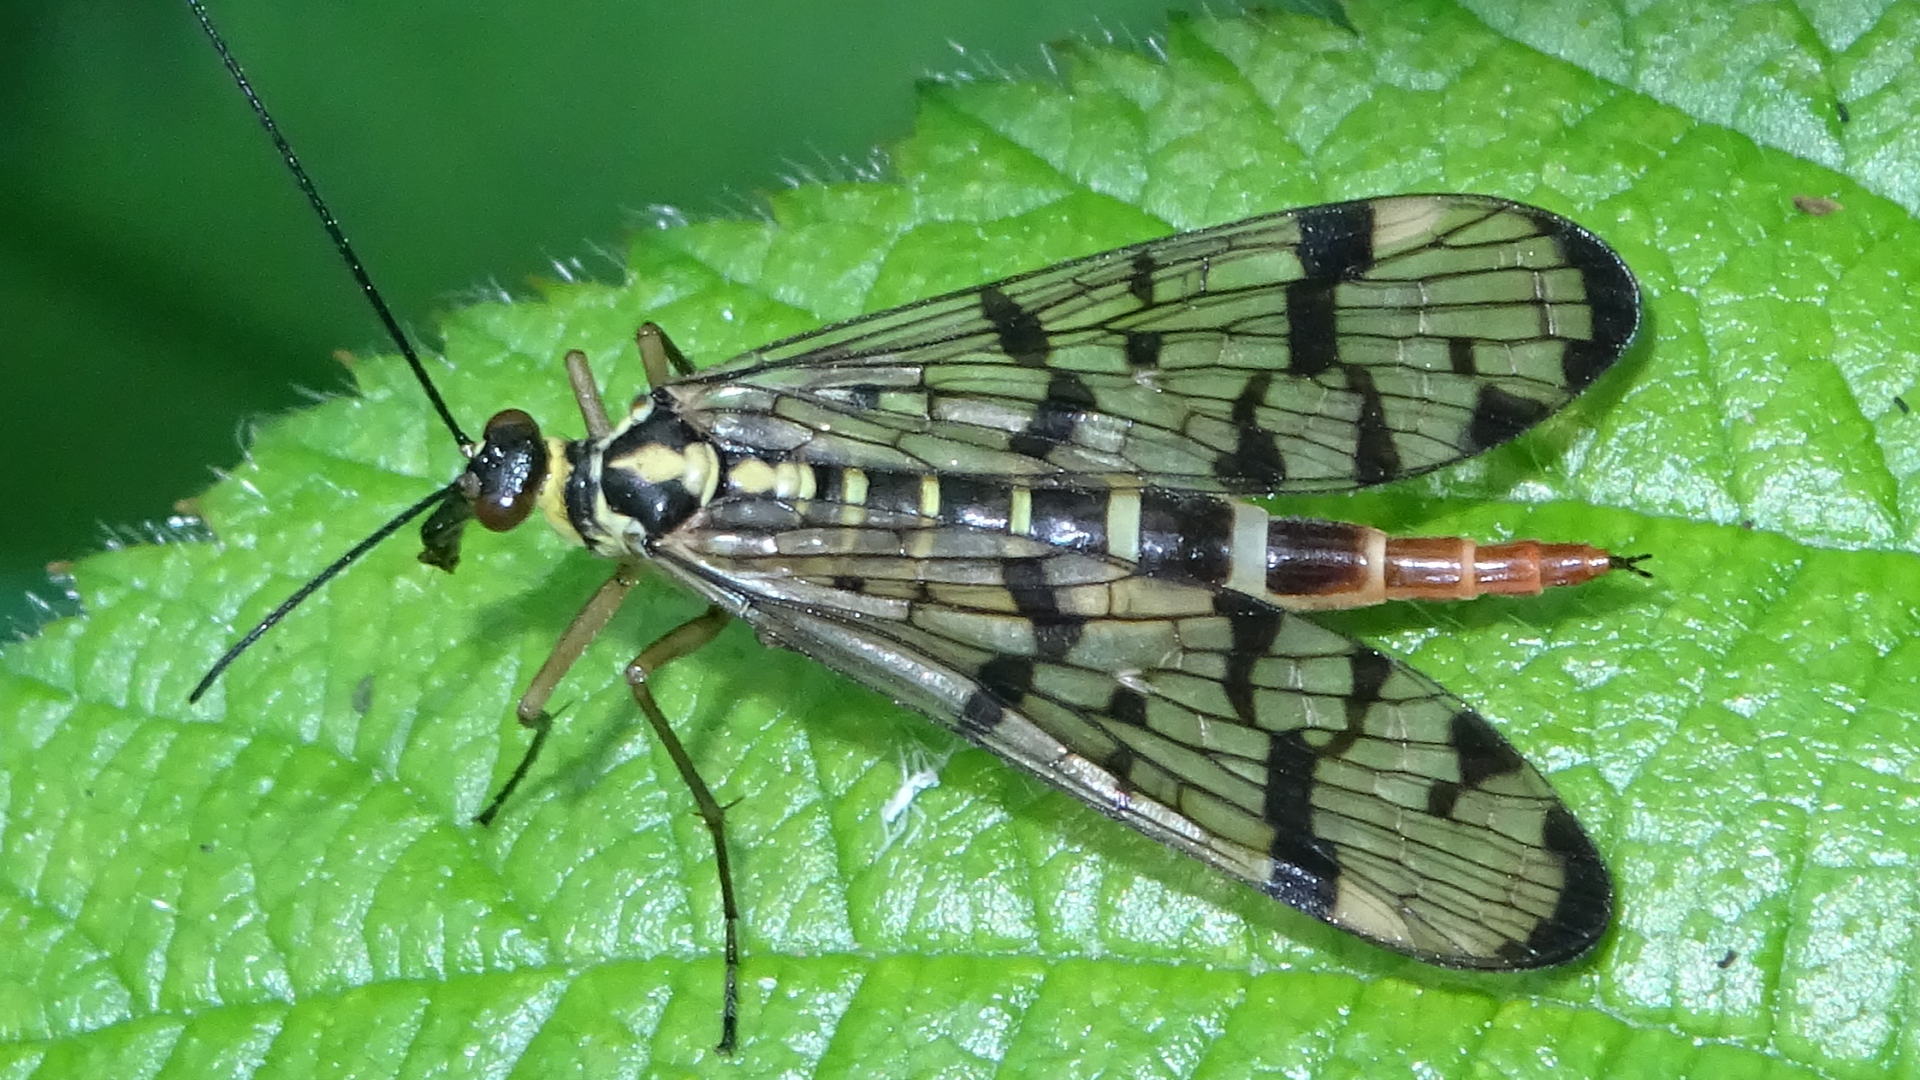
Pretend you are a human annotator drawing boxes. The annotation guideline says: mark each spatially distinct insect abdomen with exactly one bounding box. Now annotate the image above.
[1126,499,1621,611]
[796,463,1623,610]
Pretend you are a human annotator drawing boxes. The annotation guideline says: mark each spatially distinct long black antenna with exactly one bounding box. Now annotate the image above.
[186,0,473,450]
[189,483,461,702]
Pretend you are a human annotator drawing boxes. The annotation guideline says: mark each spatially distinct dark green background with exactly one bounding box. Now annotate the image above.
[0,0,1193,632]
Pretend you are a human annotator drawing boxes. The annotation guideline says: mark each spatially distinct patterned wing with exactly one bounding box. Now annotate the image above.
[654,497,1612,967]
[667,194,1639,494]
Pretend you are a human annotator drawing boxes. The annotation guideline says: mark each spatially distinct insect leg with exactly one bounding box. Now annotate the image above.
[474,563,640,826]
[562,350,613,440]
[477,573,739,1049]
[621,605,739,1054]
[637,321,697,385]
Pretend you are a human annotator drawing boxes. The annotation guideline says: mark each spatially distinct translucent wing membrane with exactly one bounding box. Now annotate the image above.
[670,195,1639,494]
[657,498,1611,965]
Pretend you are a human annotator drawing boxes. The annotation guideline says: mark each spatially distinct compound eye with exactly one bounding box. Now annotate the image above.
[470,409,549,531]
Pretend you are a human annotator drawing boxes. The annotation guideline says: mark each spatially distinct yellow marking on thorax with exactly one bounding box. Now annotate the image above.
[606,440,722,507]
[536,436,584,547]
[623,443,690,484]
[1009,487,1032,536]
[918,475,941,517]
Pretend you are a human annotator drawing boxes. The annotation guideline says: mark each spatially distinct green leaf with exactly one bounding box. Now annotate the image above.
[5,0,1919,1076]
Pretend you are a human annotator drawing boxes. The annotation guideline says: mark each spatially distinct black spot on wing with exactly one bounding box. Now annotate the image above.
[980,285,1050,367]
[1264,730,1340,919]
[1008,371,1096,460]
[1004,557,1084,659]
[1501,807,1613,966]
[1450,709,1527,788]
[1032,619,1084,663]
[1447,337,1476,376]
[1336,649,1390,756]
[1107,686,1149,726]
[1286,281,1339,378]
[964,655,1034,732]
[1546,216,1640,391]
[1293,200,1376,279]
[1214,371,1287,488]
[1465,385,1553,453]
[1124,330,1163,369]
[1431,708,1527,834]
[1284,202,1374,380]
[1129,250,1158,306]
[977,655,1034,702]
[1346,365,1401,485]
[1211,592,1284,726]
[960,692,1003,731]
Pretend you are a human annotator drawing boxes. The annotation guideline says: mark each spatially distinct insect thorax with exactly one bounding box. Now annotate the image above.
[542,391,722,559]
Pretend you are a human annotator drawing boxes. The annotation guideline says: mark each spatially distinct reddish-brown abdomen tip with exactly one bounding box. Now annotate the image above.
[1380,537,1643,602]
